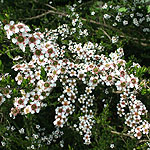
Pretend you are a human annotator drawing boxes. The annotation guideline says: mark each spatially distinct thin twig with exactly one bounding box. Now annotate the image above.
[100,28,111,40]
[108,125,135,139]
[110,130,135,139]
[0,48,18,57]
[20,10,67,20]
[44,4,57,11]
[138,139,150,144]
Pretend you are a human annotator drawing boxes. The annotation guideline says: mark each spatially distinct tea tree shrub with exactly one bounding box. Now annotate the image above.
[0,0,150,149]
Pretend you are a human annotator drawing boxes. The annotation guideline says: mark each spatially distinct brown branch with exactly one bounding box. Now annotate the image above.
[81,18,125,35]
[109,125,150,145]
[120,35,150,46]
[111,130,135,139]
[108,125,135,139]
[20,8,123,34]
[20,10,67,20]
[100,28,111,40]
[138,139,150,144]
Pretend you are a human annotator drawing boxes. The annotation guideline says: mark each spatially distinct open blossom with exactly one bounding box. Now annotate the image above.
[24,105,31,114]
[28,33,41,50]
[14,97,28,109]
[30,101,41,114]
[15,73,23,85]
[91,11,95,15]
[123,20,128,25]
[104,14,111,19]
[115,77,128,91]
[102,3,108,9]
[127,74,139,89]
[12,32,29,52]
[4,21,19,39]
[15,22,30,33]
[111,36,119,43]
[54,118,64,128]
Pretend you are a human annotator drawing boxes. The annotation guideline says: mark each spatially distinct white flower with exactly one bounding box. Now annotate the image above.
[19,128,25,134]
[130,14,134,18]
[110,143,115,148]
[116,15,121,22]
[91,11,95,16]
[104,14,111,19]
[133,18,139,26]
[15,73,23,85]
[113,22,117,26]
[1,141,6,146]
[102,3,108,9]
[123,20,128,25]
[24,105,31,114]
[111,36,118,43]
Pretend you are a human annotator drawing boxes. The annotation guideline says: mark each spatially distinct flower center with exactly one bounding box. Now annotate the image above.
[44,83,50,87]
[107,75,112,81]
[35,50,41,56]
[29,36,36,43]
[17,36,24,43]
[18,75,23,80]
[48,48,53,54]
[18,99,23,104]
[34,95,39,100]
[31,104,37,110]
[93,79,98,84]
[131,78,136,84]
[93,67,98,72]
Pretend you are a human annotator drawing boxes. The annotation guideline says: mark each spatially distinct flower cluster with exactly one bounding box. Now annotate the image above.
[101,2,150,33]
[1,124,64,149]
[1,13,150,145]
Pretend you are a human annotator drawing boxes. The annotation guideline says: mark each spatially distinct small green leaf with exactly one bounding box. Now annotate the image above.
[118,7,127,12]
[41,66,46,80]
[7,51,13,59]
[0,60,4,72]
[147,5,150,13]
[13,88,18,94]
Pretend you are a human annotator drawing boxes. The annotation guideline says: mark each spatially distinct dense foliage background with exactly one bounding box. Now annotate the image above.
[0,0,150,149]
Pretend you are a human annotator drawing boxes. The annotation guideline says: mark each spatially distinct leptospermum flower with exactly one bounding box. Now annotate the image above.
[28,33,41,50]
[2,86,11,98]
[10,107,20,118]
[4,21,19,39]
[115,77,128,91]
[53,118,64,128]
[24,105,32,114]
[14,97,28,109]
[15,22,30,33]
[127,74,139,89]
[30,101,41,114]
[15,72,23,85]
[12,32,29,52]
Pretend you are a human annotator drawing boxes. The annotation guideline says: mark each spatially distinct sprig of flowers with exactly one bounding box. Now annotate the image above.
[1,10,150,145]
